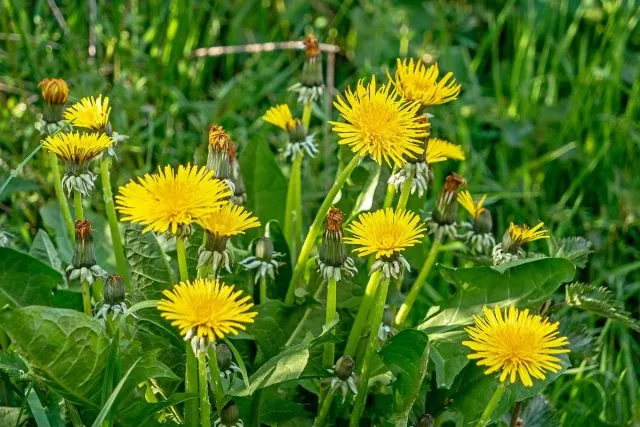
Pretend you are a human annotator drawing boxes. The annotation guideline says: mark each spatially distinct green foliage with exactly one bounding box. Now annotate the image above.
[565,282,640,331]
[0,248,62,308]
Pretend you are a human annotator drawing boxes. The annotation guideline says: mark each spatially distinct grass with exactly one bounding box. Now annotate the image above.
[1,0,639,425]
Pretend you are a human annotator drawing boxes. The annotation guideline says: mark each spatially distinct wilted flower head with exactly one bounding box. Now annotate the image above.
[66,219,107,285]
[288,33,324,104]
[330,76,429,167]
[64,95,111,132]
[392,58,461,107]
[318,207,357,281]
[463,305,569,387]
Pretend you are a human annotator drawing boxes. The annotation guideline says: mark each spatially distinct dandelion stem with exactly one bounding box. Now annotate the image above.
[510,401,522,427]
[349,278,389,427]
[344,270,383,357]
[175,236,189,281]
[259,274,268,304]
[302,101,313,130]
[81,281,92,315]
[49,152,74,242]
[314,385,337,427]
[284,153,303,263]
[395,169,415,211]
[395,231,443,327]
[207,344,226,418]
[198,353,211,427]
[285,155,360,306]
[73,190,84,220]
[100,157,130,290]
[322,278,337,369]
[476,381,508,427]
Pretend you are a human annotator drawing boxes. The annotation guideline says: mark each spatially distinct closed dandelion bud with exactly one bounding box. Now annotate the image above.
[318,208,357,281]
[207,125,234,187]
[474,208,493,234]
[216,343,233,372]
[289,34,324,104]
[433,173,466,225]
[417,414,435,427]
[67,220,106,284]
[38,78,69,123]
[220,400,240,426]
[334,355,355,381]
[255,236,274,262]
[104,274,125,306]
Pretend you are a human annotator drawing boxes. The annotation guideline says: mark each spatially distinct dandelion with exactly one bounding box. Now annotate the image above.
[197,204,261,274]
[288,33,324,104]
[263,104,317,160]
[115,164,231,236]
[64,94,111,132]
[392,58,461,107]
[458,190,495,255]
[206,125,235,191]
[492,221,550,265]
[317,207,357,282]
[240,234,285,285]
[463,305,569,387]
[39,78,69,106]
[330,76,428,167]
[428,172,467,240]
[95,274,130,320]
[157,278,257,355]
[345,208,426,279]
[42,131,113,196]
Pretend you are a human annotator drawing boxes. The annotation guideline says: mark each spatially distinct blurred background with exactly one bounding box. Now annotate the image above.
[1,0,639,423]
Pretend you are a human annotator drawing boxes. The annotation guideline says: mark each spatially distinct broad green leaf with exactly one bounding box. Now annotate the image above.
[51,289,83,311]
[260,387,311,425]
[420,258,575,329]
[379,329,430,426]
[0,407,26,426]
[250,300,295,362]
[0,306,110,409]
[124,225,175,301]
[239,138,288,226]
[0,248,62,308]
[428,331,469,389]
[30,229,63,272]
[565,282,640,331]
[554,237,593,269]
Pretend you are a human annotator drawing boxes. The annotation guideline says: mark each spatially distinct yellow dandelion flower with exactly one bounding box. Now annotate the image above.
[457,190,487,220]
[38,78,69,105]
[198,204,261,237]
[425,137,465,163]
[392,59,461,107]
[345,208,426,259]
[509,222,550,245]
[463,305,569,387]
[263,104,296,131]
[64,94,111,131]
[158,279,257,340]
[115,164,231,234]
[42,131,112,163]
[330,76,429,167]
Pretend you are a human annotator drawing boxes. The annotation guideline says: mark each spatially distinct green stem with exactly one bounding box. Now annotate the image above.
[286,155,360,306]
[49,152,74,242]
[382,166,398,209]
[344,270,383,357]
[302,102,313,131]
[198,353,211,427]
[510,401,522,427]
[322,278,337,369]
[175,235,189,281]
[395,170,414,211]
[395,231,443,327]
[81,281,92,315]
[284,153,303,263]
[476,382,508,427]
[349,278,390,427]
[259,274,268,304]
[73,190,84,220]
[207,345,226,417]
[185,346,199,426]
[100,157,130,290]
[314,386,337,427]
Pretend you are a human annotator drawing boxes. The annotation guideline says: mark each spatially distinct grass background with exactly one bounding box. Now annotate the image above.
[1,0,639,424]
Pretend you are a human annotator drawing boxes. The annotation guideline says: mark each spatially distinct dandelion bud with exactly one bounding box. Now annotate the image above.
[104,274,125,306]
[255,236,274,262]
[318,208,357,281]
[289,34,324,104]
[474,208,493,234]
[206,125,234,187]
[433,173,466,226]
[67,220,106,285]
[334,355,355,381]
[216,343,233,373]
[220,400,240,426]
[38,78,68,123]
[416,414,435,427]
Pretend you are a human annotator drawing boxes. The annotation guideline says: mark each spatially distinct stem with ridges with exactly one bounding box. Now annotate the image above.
[322,278,337,368]
[176,235,198,426]
[81,281,92,315]
[302,102,313,130]
[198,353,211,427]
[49,152,74,242]
[73,190,84,220]
[286,155,360,305]
[207,344,226,417]
[476,381,508,427]
[284,153,303,262]
[100,157,130,290]
[344,270,383,356]
[395,231,443,327]
[395,169,414,211]
[349,278,389,427]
